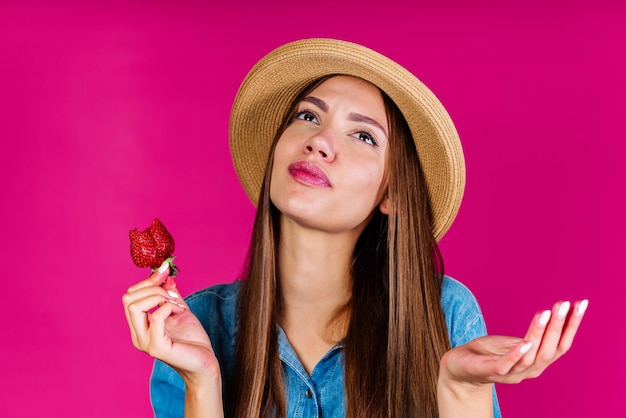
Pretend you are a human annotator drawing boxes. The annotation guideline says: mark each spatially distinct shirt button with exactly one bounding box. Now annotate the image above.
[305,389,313,398]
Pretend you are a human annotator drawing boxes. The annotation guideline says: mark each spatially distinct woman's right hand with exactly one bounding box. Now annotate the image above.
[122,261,222,396]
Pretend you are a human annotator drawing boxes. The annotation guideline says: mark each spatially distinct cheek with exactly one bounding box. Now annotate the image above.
[269,139,293,198]
[351,160,386,200]
[272,133,298,165]
[270,139,288,176]
[363,157,387,188]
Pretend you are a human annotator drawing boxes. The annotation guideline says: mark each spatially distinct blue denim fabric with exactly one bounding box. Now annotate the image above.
[150,277,501,417]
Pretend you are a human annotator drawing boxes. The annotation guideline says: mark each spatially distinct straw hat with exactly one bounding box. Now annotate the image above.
[229,38,465,241]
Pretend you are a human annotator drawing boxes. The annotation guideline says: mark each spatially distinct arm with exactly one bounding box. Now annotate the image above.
[437,299,588,417]
[438,374,494,418]
[151,358,224,418]
[440,278,501,417]
[183,375,223,418]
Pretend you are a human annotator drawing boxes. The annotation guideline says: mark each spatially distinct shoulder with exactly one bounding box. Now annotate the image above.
[185,280,240,307]
[183,281,240,325]
[440,276,488,347]
[441,276,480,312]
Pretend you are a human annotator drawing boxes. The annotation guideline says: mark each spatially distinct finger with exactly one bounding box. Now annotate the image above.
[162,283,185,306]
[490,340,533,380]
[161,274,178,292]
[147,301,176,359]
[514,309,552,369]
[123,289,158,345]
[165,298,188,310]
[127,260,171,293]
[127,293,172,350]
[122,291,141,345]
[534,300,570,363]
[157,274,186,307]
[556,299,589,355]
[122,284,181,332]
[124,284,178,308]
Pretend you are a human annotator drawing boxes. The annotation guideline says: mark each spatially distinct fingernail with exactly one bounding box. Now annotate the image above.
[158,260,169,274]
[519,342,533,354]
[167,299,186,309]
[557,301,571,319]
[538,310,551,327]
[576,299,589,316]
[167,290,180,299]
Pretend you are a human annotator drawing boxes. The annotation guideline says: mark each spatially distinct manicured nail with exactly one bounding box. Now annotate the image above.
[538,310,551,327]
[519,342,533,354]
[557,301,571,319]
[576,299,589,316]
[167,299,186,309]
[158,260,169,274]
[167,290,180,299]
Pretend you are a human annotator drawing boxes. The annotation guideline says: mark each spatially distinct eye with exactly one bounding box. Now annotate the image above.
[294,110,319,124]
[353,130,379,147]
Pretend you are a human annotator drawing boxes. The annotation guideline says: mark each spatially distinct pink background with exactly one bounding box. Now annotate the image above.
[1,1,623,416]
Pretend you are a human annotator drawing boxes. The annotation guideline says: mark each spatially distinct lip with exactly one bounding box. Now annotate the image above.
[288,161,331,188]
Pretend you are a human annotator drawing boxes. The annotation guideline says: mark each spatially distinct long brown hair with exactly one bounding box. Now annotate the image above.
[227,76,450,417]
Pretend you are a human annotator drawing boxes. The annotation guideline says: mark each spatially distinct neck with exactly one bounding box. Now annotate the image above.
[277,216,359,340]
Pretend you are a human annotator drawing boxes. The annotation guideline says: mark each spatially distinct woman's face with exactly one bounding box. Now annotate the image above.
[270,75,389,234]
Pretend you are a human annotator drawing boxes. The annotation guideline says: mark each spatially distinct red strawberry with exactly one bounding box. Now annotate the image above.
[129,218,179,276]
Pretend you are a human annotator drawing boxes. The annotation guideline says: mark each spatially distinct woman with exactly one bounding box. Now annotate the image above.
[123,39,587,417]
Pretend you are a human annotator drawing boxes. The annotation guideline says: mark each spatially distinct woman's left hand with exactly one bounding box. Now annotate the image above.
[437,299,588,417]
[441,299,588,386]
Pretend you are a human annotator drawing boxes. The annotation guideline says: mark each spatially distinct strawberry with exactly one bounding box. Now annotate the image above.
[129,218,179,277]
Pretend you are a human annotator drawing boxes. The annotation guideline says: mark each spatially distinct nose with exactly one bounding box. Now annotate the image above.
[303,134,336,162]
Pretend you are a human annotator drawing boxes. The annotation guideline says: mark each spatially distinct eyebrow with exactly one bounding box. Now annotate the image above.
[302,96,388,137]
[302,96,328,112]
[348,112,388,137]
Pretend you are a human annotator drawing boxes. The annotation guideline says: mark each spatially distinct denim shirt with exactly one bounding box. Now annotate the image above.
[150,277,502,417]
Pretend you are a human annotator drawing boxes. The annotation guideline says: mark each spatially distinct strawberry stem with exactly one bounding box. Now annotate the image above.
[151,256,179,277]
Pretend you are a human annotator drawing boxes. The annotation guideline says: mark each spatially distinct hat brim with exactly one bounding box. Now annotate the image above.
[229,38,465,241]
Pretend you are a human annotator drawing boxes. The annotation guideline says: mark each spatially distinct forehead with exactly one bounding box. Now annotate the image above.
[310,75,383,99]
